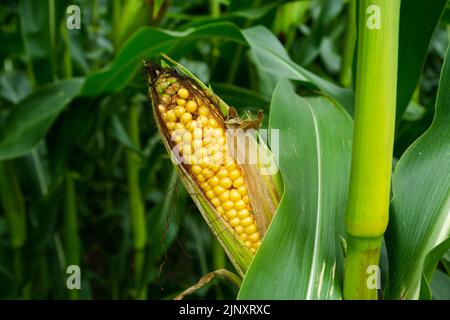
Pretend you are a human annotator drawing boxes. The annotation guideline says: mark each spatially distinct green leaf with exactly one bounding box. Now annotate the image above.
[168,1,280,27]
[111,114,141,155]
[0,79,83,160]
[386,44,450,299]
[238,79,353,299]
[419,238,450,299]
[20,0,54,84]
[80,22,245,97]
[242,26,354,115]
[396,0,447,121]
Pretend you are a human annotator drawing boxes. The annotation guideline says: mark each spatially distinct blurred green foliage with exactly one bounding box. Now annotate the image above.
[0,0,448,299]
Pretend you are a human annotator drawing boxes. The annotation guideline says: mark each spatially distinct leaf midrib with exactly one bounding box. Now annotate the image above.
[303,98,323,300]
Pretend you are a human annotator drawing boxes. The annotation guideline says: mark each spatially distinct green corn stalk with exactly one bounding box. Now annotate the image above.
[127,97,147,299]
[145,56,282,277]
[344,0,401,299]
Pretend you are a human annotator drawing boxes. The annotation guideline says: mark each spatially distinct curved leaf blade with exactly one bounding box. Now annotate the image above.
[0,79,83,160]
[242,26,354,115]
[397,0,447,121]
[386,43,450,299]
[238,79,353,299]
[80,22,245,97]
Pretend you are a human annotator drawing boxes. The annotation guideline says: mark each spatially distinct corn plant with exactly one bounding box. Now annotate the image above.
[0,0,449,300]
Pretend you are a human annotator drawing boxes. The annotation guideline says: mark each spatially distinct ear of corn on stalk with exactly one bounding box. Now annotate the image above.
[144,56,281,276]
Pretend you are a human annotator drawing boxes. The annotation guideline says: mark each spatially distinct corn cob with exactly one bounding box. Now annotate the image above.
[145,58,281,274]
[150,70,262,252]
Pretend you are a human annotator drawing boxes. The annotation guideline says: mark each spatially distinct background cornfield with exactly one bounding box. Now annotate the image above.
[0,0,449,300]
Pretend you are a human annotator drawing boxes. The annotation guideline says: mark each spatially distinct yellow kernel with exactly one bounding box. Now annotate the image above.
[183,132,192,143]
[217,136,226,146]
[217,168,228,179]
[211,152,224,164]
[197,115,208,127]
[252,241,261,250]
[209,164,221,172]
[166,122,176,131]
[205,190,215,199]
[226,162,237,170]
[240,217,253,227]
[172,134,182,144]
[230,217,240,227]
[180,112,192,124]
[244,224,257,234]
[174,106,186,118]
[229,189,241,202]
[223,201,234,211]
[193,139,202,151]
[245,241,252,247]
[203,136,211,146]
[240,233,248,241]
[238,209,250,219]
[217,206,224,215]
[200,182,209,190]
[234,200,246,210]
[201,157,211,166]
[202,168,214,179]
[211,197,221,207]
[237,186,247,195]
[178,88,189,99]
[187,121,198,132]
[158,104,166,112]
[175,123,185,130]
[219,177,232,189]
[209,118,218,128]
[234,176,244,189]
[166,110,176,122]
[177,98,186,106]
[182,145,192,157]
[186,100,198,113]
[235,226,244,234]
[193,128,203,140]
[229,169,240,181]
[226,209,237,219]
[213,185,225,196]
[208,176,219,187]
[197,174,206,183]
[198,106,209,116]
[219,190,230,203]
[248,233,260,242]
[207,144,218,155]
[242,195,249,204]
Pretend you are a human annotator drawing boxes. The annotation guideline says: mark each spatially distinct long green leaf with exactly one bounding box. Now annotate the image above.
[0,79,83,160]
[386,44,450,299]
[238,79,353,299]
[242,26,355,115]
[81,22,245,97]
